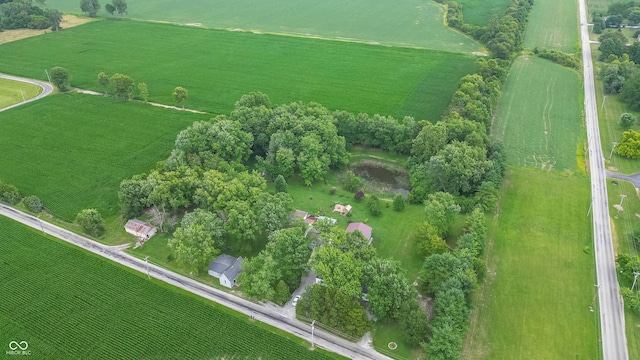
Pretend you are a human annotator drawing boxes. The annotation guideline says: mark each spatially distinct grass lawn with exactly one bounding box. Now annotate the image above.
[461,168,599,359]
[0,216,342,360]
[0,93,207,223]
[491,56,585,173]
[457,0,512,26]
[371,321,422,360]
[0,20,476,122]
[48,0,481,53]
[0,78,41,109]
[523,0,579,53]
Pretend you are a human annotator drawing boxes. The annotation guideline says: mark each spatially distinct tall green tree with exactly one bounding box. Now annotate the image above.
[50,66,70,91]
[110,73,134,99]
[76,208,105,237]
[424,192,461,236]
[97,72,109,95]
[138,82,148,102]
[168,223,220,275]
[80,0,100,17]
[112,0,126,15]
[173,86,188,108]
[312,245,363,298]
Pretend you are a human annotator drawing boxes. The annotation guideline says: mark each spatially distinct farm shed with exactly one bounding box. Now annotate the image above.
[208,254,244,288]
[124,219,157,240]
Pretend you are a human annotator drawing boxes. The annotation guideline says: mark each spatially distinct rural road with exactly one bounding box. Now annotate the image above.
[0,204,391,360]
[0,73,53,112]
[579,0,629,359]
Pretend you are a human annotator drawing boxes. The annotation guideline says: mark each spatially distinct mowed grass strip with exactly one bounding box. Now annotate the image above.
[523,0,579,52]
[0,216,342,360]
[0,78,41,109]
[491,56,584,172]
[48,0,482,53]
[457,0,513,26]
[0,20,476,121]
[0,93,207,221]
[461,168,599,360]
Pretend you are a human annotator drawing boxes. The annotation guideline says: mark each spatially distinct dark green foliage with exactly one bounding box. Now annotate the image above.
[76,208,105,237]
[424,278,470,360]
[621,113,636,128]
[110,73,134,99]
[621,71,640,111]
[621,287,640,313]
[168,211,222,275]
[24,195,43,213]
[593,16,604,34]
[535,49,581,69]
[105,3,114,15]
[274,174,288,193]
[415,221,448,257]
[363,258,416,321]
[354,190,364,201]
[367,194,382,216]
[599,61,637,94]
[0,0,53,30]
[118,175,152,219]
[598,31,629,61]
[112,0,127,15]
[50,66,70,91]
[628,228,640,248]
[424,192,460,236]
[273,280,291,306]
[393,193,405,211]
[0,180,21,205]
[80,0,100,17]
[398,299,428,346]
[339,170,362,192]
[296,285,369,338]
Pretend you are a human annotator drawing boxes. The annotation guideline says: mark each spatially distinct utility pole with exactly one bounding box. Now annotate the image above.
[38,215,45,236]
[311,320,316,349]
[620,194,627,207]
[44,69,51,82]
[20,90,25,102]
[144,256,150,280]
[609,142,618,160]
[632,272,640,291]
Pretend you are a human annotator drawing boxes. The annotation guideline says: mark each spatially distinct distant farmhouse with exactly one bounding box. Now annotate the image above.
[346,222,373,245]
[124,219,157,243]
[208,254,243,288]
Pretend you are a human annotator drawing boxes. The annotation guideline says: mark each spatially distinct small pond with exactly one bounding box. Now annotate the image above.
[351,162,410,197]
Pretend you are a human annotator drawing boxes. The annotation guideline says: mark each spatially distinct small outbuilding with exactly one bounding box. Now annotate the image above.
[124,219,157,240]
[208,254,244,288]
[346,222,373,244]
[333,203,352,216]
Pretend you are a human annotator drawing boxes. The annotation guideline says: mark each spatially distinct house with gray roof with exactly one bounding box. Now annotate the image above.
[208,254,244,288]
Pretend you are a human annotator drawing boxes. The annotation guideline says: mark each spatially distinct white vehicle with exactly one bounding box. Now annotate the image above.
[292,295,301,307]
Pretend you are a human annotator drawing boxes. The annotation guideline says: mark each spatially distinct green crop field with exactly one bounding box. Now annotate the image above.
[461,168,599,359]
[0,216,342,360]
[491,56,584,173]
[524,0,579,53]
[0,93,207,222]
[457,0,512,26]
[0,78,41,109]
[0,20,476,122]
[48,0,481,53]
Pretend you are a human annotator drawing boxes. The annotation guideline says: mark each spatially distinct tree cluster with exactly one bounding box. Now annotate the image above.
[408,63,508,203]
[239,226,312,303]
[615,130,640,158]
[594,2,640,29]
[0,0,61,31]
[231,93,349,185]
[598,58,637,94]
[421,208,488,359]
[0,179,21,205]
[617,253,640,313]
[534,48,581,69]
[76,208,105,237]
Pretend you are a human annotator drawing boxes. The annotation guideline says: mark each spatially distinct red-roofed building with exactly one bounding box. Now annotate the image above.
[125,219,157,240]
[346,222,372,244]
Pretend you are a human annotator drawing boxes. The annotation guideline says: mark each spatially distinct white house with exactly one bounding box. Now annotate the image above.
[208,254,244,288]
[124,219,157,240]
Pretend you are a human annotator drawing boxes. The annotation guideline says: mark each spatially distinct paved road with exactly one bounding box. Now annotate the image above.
[578,0,629,358]
[0,204,390,360]
[606,171,640,188]
[0,73,54,112]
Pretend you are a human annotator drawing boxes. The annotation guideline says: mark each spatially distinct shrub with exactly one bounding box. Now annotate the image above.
[24,196,43,213]
[329,187,336,195]
[620,113,636,128]
[354,190,364,201]
[50,66,70,91]
[367,195,382,216]
[274,174,288,193]
[76,208,105,237]
[393,194,405,211]
[339,170,362,192]
[0,181,21,205]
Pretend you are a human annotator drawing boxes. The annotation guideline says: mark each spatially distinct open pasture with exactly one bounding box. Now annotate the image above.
[0,20,476,122]
[523,0,579,53]
[0,216,341,360]
[491,56,584,173]
[0,93,206,221]
[457,0,512,26]
[48,0,481,53]
[461,168,598,359]
[0,78,41,109]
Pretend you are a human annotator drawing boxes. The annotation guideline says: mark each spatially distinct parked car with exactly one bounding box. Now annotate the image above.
[292,295,301,307]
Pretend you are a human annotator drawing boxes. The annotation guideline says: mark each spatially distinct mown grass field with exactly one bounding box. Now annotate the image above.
[457,0,512,26]
[594,75,640,175]
[0,216,342,360]
[0,93,206,222]
[0,78,41,108]
[48,0,481,53]
[461,168,599,359]
[492,56,584,172]
[0,20,476,122]
[523,0,579,53]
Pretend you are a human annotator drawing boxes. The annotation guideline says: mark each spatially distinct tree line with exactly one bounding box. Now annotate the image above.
[0,0,61,31]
